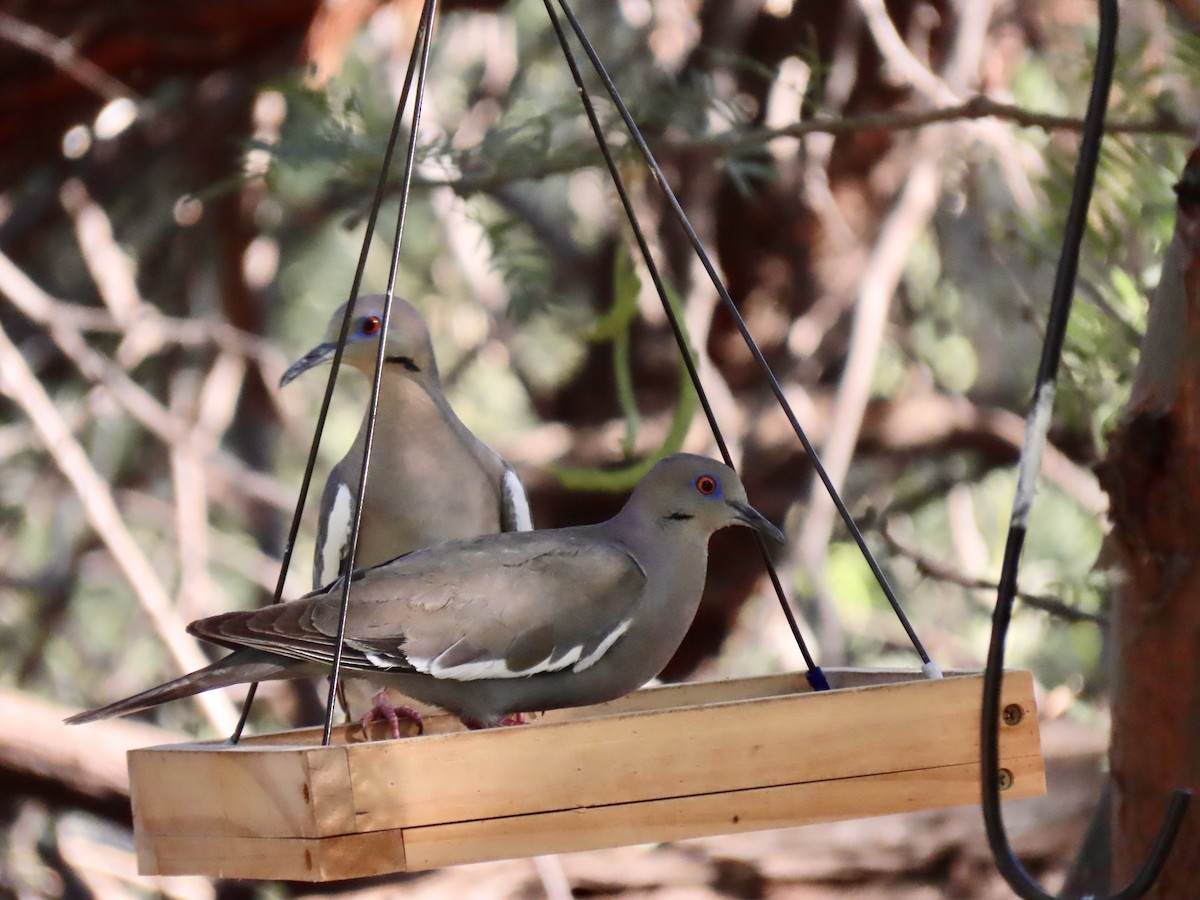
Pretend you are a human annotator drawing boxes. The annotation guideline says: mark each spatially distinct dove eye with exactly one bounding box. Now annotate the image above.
[695,475,718,495]
[361,315,382,336]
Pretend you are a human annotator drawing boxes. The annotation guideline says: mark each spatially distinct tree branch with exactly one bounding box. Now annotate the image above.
[0,689,183,812]
[415,96,1194,197]
[0,317,237,735]
[0,250,295,514]
[794,134,946,663]
[879,523,1107,626]
[0,12,141,103]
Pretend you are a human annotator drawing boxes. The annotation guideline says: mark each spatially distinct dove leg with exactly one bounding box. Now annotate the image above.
[359,689,424,739]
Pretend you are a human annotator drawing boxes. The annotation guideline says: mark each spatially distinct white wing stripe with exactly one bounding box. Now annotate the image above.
[319,484,354,587]
[572,618,632,673]
[364,650,404,669]
[414,621,631,682]
[503,469,533,532]
[552,644,583,670]
[424,655,520,681]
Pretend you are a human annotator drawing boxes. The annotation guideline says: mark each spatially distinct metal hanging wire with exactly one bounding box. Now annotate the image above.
[318,0,440,747]
[979,1,1191,897]
[539,0,823,688]
[239,0,952,741]
[545,0,939,678]
[228,0,438,745]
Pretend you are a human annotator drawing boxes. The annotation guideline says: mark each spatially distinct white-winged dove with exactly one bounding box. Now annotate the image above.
[280,294,532,729]
[67,453,783,730]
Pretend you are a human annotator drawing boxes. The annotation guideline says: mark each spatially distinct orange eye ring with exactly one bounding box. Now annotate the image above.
[361,315,382,336]
[695,475,718,495]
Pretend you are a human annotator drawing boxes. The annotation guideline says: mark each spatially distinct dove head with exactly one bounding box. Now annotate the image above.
[623,453,784,544]
[280,294,438,388]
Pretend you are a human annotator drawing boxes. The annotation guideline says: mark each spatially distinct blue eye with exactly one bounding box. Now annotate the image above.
[695,475,718,495]
[361,315,382,336]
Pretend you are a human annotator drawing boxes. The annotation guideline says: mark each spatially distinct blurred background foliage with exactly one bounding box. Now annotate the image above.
[2,0,1193,731]
[1,0,1198,895]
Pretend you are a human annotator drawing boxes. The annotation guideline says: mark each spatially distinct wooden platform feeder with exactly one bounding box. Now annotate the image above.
[128,668,1044,881]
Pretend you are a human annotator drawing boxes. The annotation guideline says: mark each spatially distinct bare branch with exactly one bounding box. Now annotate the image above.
[0,12,141,103]
[663,97,1195,154]
[195,350,247,445]
[795,136,946,662]
[168,374,220,623]
[60,178,165,370]
[879,523,1107,626]
[420,96,1194,197]
[0,250,294,514]
[793,2,1007,662]
[855,0,957,104]
[0,688,183,804]
[0,317,237,734]
[60,179,140,323]
[119,490,299,600]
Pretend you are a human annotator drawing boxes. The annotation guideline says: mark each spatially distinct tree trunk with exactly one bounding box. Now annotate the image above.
[1098,145,1200,896]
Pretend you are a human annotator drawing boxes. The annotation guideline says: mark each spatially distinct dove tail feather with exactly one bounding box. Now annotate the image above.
[64,650,290,725]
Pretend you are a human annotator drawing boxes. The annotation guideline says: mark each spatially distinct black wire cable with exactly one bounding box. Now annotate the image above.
[228,4,432,745]
[551,0,934,671]
[979,2,1191,897]
[540,0,822,681]
[320,0,441,747]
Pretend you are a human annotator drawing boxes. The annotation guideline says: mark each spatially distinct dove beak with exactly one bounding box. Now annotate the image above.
[729,501,785,545]
[279,341,338,388]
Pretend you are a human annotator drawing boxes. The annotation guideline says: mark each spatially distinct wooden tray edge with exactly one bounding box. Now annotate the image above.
[136,752,1046,879]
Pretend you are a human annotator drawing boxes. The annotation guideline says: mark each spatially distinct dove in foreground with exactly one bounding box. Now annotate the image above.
[67,454,783,731]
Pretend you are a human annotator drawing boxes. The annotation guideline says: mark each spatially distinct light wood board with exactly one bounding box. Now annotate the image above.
[129,670,1045,880]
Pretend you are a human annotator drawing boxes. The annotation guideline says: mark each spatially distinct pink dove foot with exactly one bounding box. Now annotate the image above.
[360,690,423,739]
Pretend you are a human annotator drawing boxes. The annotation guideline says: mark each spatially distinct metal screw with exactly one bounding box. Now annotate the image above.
[1001,703,1023,726]
[998,768,1014,791]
